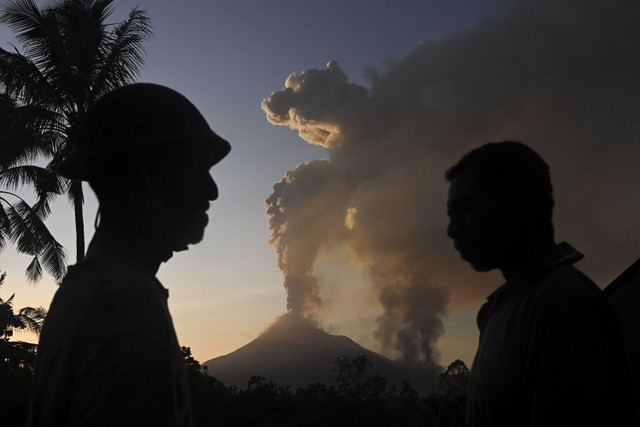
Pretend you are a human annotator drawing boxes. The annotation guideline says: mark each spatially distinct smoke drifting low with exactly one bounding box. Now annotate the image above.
[263,0,640,369]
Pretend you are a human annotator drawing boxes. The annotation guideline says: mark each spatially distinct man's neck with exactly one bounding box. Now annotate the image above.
[85,219,173,275]
[500,240,556,281]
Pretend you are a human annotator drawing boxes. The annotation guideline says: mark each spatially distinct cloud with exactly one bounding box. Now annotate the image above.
[262,0,640,368]
[262,60,371,148]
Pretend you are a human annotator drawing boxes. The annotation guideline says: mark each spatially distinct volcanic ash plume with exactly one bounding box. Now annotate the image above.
[263,60,450,373]
[265,159,353,317]
[263,0,640,371]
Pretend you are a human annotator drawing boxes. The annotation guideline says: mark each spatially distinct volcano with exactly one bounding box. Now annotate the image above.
[203,312,423,392]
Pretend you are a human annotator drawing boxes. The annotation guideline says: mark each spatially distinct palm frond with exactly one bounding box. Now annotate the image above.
[40,239,66,280]
[20,197,67,278]
[90,6,152,99]
[6,199,67,281]
[46,151,72,190]
[25,254,42,282]
[0,198,11,247]
[0,0,62,73]
[11,199,66,280]
[0,166,64,218]
[0,97,63,168]
[0,0,43,47]
[13,103,66,144]
[17,305,46,334]
[0,165,60,192]
[6,199,43,255]
[0,166,40,191]
[4,293,15,305]
[51,0,114,110]
[0,46,58,107]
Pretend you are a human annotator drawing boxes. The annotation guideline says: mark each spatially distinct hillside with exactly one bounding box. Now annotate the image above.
[203,312,425,392]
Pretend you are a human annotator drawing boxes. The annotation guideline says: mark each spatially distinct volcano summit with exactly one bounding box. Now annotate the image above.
[203,312,430,393]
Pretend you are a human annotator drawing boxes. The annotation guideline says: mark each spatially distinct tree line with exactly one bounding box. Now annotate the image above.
[1,273,469,426]
[184,348,469,427]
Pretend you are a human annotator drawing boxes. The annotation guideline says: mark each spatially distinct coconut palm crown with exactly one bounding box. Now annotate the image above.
[0,0,153,280]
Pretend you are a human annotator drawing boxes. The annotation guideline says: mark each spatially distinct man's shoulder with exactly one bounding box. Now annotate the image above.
[50,257,167,322]
[539,262,600,296]
[64,256,153,281]
[533,262,614,322]
[43,257,171,345]
[61,256,162,296]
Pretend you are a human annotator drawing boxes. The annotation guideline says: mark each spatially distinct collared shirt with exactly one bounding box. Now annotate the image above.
[29,257,192,427]
[467,242,637,427]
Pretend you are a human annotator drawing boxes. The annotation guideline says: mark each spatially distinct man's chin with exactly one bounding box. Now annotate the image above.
[169,228,206,252]
[470,263,494,272]
[460,253,495,272]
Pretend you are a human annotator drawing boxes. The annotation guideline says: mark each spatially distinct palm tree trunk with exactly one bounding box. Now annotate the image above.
[71,179,85,262]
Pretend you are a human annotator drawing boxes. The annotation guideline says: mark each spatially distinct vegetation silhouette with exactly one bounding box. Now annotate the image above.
[0,0,153,276]
[5,318,467,426]
[185,350,468,427]
[446,141,638,426]
[0,271,46,427]
[0,92,67,281]
[8,319,446,426]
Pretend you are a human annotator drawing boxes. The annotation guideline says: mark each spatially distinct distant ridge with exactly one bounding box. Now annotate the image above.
[203,312,422,392]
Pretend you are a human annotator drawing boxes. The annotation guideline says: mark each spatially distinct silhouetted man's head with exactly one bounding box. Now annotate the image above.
[60,83,231,252]
[445,141,554,275]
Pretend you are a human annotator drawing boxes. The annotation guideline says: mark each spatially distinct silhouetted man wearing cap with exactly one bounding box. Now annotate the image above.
[446,141,637,426]
[29,83,230,426]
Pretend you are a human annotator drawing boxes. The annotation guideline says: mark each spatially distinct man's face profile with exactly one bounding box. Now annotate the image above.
[148,147,219,250]
[447,169,508,272]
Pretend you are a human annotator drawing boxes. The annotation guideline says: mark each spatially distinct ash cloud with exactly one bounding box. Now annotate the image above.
[263,0,640,370]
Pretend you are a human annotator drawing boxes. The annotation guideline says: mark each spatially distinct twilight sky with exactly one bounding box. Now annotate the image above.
[2,0,639,369]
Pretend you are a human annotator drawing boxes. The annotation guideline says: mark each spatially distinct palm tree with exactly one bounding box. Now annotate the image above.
[1,92,67,281]
[0,271,47,352]
[0,0,153,268]
[0,271,47,425]
[0,272,47,339]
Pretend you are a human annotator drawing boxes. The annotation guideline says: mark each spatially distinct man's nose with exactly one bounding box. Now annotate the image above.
[204,174,219,201]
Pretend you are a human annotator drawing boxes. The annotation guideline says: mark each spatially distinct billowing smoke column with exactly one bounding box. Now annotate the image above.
[265,159,352,317]
[263,0,640,370]
[263,61,451,371]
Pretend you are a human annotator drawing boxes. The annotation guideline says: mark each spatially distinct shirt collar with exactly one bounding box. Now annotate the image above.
[486,241,584,299]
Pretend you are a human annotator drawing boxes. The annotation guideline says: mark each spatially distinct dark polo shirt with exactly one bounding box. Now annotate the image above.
[29,257,192,427]
[467,242,637,427]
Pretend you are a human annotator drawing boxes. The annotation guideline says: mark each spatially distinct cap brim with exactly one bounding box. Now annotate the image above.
[59,132,231,181]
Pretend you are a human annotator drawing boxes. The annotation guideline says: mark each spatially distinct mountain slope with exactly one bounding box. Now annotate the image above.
[203,312,419,391]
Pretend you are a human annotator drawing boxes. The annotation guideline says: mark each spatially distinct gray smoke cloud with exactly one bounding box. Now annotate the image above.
[263,0,640,370]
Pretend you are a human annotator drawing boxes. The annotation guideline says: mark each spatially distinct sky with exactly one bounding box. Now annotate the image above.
[2,0,640,370]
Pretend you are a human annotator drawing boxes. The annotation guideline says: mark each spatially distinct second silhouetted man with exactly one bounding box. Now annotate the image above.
[446,141,637,426]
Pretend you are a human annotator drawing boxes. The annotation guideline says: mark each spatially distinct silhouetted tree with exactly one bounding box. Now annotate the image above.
[428,359,470,427]
[438,358,470,399]
[181,346,201,372]
[334,354,387,401]
[0,93,66,281]
[182,351,471,427]
[0,0,153,268]
[0,271,47,426]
